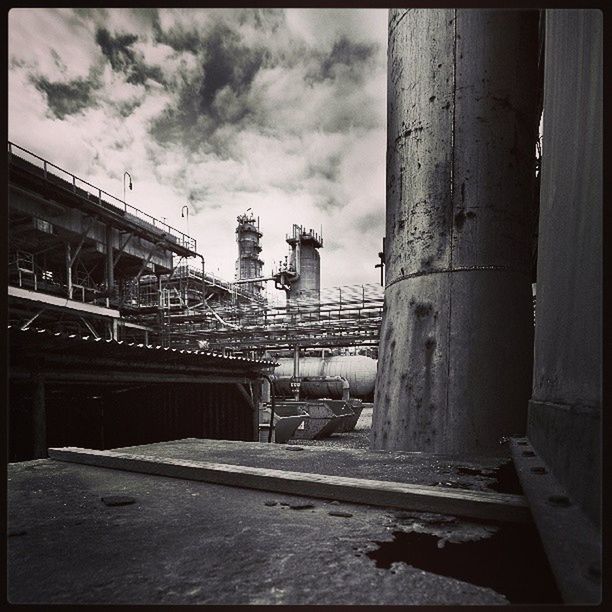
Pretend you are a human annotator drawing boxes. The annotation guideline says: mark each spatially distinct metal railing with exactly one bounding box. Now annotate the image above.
[8,141,197,252]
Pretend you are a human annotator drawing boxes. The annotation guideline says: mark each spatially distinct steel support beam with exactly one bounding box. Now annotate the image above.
[9,286,120,318]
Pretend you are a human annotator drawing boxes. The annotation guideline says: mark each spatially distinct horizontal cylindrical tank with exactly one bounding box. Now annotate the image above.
[274,355,377,399]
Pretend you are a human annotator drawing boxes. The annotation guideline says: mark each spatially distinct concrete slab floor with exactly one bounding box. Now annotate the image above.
[110,436,510,493]
[8,458,511,605]
[7,439,560,605]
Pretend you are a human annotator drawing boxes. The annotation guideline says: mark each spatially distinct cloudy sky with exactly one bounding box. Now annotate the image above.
[8,8,388,297]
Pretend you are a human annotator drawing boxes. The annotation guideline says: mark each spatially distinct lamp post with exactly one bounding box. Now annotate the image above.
[181,204,190,239]
[123,171,133,203]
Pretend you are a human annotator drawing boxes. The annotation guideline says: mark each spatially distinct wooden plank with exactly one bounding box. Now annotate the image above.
[48,447,531,523]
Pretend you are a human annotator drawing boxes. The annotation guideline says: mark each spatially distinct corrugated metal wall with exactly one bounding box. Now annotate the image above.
[9,381,254,461]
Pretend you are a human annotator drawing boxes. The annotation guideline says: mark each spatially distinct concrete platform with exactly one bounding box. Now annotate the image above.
[7,439,558,605]
[108,436,508,491]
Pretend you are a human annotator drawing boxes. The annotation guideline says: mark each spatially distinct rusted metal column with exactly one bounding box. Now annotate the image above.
[372,9,539,454]
[32,372,47,458]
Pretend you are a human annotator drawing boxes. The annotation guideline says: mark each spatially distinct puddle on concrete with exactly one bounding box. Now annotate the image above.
[366,522,561,604]
[487,460,523,495]
[455,460,523,495]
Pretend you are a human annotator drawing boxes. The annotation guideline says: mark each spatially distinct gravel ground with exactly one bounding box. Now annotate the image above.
[287,404,373,450]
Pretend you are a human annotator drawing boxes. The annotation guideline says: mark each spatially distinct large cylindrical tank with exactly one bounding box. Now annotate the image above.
[274,355,377,399]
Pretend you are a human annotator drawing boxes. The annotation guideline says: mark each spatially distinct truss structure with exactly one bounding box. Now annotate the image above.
[144,284,385,351]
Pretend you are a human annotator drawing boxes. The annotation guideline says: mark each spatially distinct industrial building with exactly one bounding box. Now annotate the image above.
[7,8,601,607]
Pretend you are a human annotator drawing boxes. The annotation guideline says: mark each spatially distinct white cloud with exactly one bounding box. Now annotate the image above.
[8,7,388,291]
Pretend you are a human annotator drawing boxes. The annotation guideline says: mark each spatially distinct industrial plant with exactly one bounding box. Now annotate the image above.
[7,8,601,607]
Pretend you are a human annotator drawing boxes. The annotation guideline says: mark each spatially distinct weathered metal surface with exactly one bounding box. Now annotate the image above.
[373,9,539,454]
[273,401,342,440]
[527,9,602,528]
[510,438,601,604]
[315,400,354,432]
[336,400,365,433]
[259,407,305,444]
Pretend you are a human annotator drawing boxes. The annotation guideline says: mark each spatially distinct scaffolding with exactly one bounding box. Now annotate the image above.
[158,283,385,351]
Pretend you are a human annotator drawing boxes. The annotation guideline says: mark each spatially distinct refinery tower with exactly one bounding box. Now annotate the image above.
[235,210,264,297]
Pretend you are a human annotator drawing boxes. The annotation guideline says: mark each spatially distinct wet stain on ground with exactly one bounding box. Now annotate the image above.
[454,460,523,495]
[366,522,561,604]
[487,460,523,495]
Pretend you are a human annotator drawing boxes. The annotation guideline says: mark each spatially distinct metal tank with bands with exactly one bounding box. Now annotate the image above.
[273,355,377,400]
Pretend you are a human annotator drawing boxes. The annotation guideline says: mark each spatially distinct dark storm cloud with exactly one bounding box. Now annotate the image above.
[309,36,377,83]
[96,27,164,86]
[152,18,202,54]
[149,21,267,154]
[33,73,100,119]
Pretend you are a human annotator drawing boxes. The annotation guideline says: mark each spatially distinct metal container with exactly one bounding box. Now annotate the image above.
[274,355,377,399]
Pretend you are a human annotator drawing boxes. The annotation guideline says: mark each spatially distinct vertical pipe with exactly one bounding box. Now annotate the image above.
[293,344,300,378]
[372,9,539,454]
[105,224,114,307]
[292,344,300,400]
[32,373,46,459]
[65,243,73,299]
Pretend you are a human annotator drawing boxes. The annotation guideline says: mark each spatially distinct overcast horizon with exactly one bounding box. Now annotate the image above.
[8,8,388,299]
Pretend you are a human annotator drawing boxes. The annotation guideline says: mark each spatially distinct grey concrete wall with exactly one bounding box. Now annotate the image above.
[372,9,539,454]
[528,10,602,527]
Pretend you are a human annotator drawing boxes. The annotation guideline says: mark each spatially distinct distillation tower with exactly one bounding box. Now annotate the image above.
[235,211,264,297]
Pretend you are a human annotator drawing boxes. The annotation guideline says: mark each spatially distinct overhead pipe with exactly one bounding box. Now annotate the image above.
[232,275,276,285]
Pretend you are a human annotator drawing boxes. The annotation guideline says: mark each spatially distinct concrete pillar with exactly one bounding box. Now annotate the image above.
[527,10,602,526]
[372,9,540,454]
[32,373,47,458]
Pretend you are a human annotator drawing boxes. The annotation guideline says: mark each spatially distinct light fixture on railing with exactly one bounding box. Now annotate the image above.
[123,171,133,203]
[181,204,190,240]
